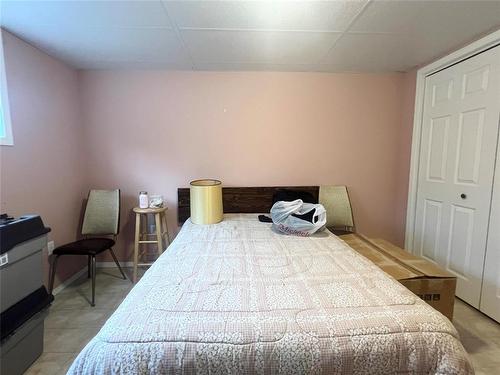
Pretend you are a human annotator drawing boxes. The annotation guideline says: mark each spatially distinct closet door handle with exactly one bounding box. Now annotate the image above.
[460,193,467,199]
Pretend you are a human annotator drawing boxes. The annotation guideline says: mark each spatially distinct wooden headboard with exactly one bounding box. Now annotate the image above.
[177,186,319,225]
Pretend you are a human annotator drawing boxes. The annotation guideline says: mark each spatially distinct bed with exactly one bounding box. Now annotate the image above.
[68,212,472,374]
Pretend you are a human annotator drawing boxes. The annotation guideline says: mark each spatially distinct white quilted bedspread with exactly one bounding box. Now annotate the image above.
[68,214,473,374]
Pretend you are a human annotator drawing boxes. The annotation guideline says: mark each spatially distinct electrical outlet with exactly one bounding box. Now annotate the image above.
[0,253,8,267]
[47,241,55,255]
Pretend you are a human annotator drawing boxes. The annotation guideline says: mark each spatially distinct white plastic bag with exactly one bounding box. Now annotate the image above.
[270,199,327,236]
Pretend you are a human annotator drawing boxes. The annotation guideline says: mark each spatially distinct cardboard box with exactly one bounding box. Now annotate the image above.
[339,233,457,321]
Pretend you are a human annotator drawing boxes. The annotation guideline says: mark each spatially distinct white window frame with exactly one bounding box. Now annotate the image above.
[0,29,13,146]
[404,29,500,251]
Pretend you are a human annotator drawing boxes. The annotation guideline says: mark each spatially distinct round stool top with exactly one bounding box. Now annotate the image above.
[133,206,167,214]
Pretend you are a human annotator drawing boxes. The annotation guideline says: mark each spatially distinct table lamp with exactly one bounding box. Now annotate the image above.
[190,179,223,224]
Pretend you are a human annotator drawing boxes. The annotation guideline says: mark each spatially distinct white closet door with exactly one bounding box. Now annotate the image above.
[481,129,500,322]
[413,45,500,308]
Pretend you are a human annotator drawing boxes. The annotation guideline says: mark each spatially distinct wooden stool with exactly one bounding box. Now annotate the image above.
[132,207,170,282]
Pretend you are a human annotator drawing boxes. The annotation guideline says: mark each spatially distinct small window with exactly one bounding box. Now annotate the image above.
[0,29,13,146]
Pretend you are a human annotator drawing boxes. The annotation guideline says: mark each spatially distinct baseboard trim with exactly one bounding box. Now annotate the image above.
[51,262,133,295]
[52,268,87,295]
[97,261,134,268]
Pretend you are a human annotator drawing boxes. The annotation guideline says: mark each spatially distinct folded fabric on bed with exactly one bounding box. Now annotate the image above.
[68,214,473,375]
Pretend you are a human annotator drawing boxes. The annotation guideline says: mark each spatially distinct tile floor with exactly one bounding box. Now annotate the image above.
[25,268,136,375]
[453,299,500,374]
[25,269,500,374]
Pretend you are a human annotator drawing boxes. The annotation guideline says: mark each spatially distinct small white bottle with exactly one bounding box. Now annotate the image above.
[139,191,149,209]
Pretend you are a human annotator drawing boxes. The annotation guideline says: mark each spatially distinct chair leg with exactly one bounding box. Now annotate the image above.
[87,255,91,278]
[109,248,127,280]
[48,255,59,294]
[90,255,96,307]
[162,212,171,246]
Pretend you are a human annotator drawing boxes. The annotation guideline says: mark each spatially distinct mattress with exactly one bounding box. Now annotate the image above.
[68,214,473,374]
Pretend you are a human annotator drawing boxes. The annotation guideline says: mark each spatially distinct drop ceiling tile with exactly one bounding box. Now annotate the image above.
[194,62,344,73]
[75,60,191,70]
[182,30,340,64]
[0,0,172,28]
[1,0,499,72]
[323,33,433,72]
[167,0,367,31]
[7,26,189,67]
[348,0,500,70]
[351,0,500,35]
[349,0,500,42]
[192,63,306,72]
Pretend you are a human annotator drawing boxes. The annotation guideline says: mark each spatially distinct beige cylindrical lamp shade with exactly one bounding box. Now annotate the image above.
[190,179,223,224]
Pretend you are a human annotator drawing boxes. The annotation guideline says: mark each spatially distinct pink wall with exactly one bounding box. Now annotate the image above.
[79,70,414,262]
[0,32,88,288]
[0,29,418,284]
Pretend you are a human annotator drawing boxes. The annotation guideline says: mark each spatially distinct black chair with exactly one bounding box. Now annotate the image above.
[48,189,126,306]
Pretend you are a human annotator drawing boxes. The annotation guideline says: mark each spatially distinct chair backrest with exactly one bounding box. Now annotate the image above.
[319,185,355,231]
[81,189,120,236]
